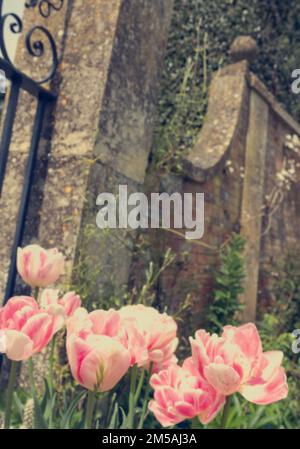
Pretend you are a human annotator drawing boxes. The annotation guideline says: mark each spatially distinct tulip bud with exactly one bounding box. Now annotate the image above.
[17,245,65,288]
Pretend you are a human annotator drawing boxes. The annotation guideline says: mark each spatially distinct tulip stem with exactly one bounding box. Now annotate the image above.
[127,364,138,429]
[138,362,153,429]
[33,287,40,303]
[85,391,96,429]
[28,357,39,429]
[134,367,145,405]
[48,335,56,394]
[4,360,18,429]
[221,396,231,429]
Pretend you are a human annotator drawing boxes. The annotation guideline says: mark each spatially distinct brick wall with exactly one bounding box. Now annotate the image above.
[141,59,300,329]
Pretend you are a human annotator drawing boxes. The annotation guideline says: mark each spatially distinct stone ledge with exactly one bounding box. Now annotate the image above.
[249,73,300,136]
[182,60,300,183]
[182,61,249,182]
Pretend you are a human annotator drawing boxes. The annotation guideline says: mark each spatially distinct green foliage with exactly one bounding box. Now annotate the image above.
[125,248,176,307]
[204,242,300,429]
[67,225,127,311]
[152,25,209,172]
[253,253,300,429]
[153,0,300,170]
[199,394,282,429]
[267,251,300,332]
[257,313,300,429]
[207,234,245,333]
[69,224,177,312]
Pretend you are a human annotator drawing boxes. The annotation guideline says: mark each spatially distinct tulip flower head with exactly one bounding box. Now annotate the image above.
[40,289,81,331]
[59,291,81,317]
[149,323,288,427]
[67,333,130,392]
[17,245,65,288]
[66,307,129,392]
[0,296,61,361]
[188,323,288,405]
[118,304,178,371]
[67,307,120,338]
[149,364,225,427]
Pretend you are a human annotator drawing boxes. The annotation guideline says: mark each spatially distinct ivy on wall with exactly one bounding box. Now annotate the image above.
[152,0,300,171]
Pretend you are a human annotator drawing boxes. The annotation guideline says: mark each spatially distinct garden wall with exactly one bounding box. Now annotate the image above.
[0,0,174,302]
[144,43,300,329]
[0,3,299,335]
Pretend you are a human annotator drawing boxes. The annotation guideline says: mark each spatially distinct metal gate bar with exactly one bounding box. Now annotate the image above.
[0,0,62,374]
[3,94,48,303]
[0,76,21,195]
[0,57,56,304]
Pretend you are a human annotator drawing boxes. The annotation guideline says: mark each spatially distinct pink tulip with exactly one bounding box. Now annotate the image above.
[17,245,65,288]
[67,307,120,338]
[148,364,225,426]
[189,323,288,404]
[66,307,92,336]
[66,307,127,391]
[67,333,130,392]
[0,296,59,361]
[40,289,65,334]
[60,291,81,317]
[40,289,81,331]
[118,305,178,370]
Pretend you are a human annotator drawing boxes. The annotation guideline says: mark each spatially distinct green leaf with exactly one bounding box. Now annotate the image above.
[108,402,119,430]
[60,390,86,429]
[33,396,48,429]
[119,407,128,429]
[13,392,24,421]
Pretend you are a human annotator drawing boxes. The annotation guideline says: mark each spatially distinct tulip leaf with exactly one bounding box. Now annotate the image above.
[108,402,119,429]
[13,392,24,420]
[60,390,86,429]
[119,406,128,429]
[33,396,48,429]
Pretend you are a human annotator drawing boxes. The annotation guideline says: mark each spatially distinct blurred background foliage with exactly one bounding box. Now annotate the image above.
[152,0,300,171]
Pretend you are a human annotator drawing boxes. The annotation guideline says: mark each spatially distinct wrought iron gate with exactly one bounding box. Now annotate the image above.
[0,0,63,304]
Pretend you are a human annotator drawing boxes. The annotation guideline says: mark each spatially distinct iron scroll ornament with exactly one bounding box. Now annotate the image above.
[0,0,63,84]
[25,0,64,19]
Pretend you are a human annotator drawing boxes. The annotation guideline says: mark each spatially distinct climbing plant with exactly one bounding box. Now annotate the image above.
[152,0,300,171]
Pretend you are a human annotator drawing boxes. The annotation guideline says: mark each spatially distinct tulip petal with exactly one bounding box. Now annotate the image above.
[240,351,288,405]
[241,367,288,405]
[5,330,33,361]
[148,400,179,427]
[78,348,101,391]
[204,363,241,395]
[198,392,225,425]
[83,335,130,392]
[21,312,54,352]
[89,309,120,337]
[222,323,262,361]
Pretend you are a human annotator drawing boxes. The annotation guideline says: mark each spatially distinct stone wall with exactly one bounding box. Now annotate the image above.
[0,0,174,301]
[144,49,300,328]
[0,1,299,337]
[0,0,174,386]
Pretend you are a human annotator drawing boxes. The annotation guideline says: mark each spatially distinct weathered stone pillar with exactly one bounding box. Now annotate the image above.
[0,0,174,388]
[37,0,174,301]
[0,0,174,301]
[240,90,268,321]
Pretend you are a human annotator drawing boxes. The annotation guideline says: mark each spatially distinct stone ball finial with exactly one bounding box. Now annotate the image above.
[229,36,258,63]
